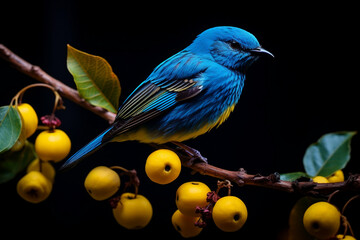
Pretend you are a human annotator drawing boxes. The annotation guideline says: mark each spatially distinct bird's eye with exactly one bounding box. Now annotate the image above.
[228,40,243,51]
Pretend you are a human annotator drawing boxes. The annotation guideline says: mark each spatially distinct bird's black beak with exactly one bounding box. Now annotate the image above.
[250,47,274,58]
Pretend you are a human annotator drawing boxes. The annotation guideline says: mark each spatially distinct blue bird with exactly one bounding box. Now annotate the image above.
[60,26,273,170]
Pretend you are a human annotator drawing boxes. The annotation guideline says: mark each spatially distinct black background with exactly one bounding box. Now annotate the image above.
[1,1,359,239]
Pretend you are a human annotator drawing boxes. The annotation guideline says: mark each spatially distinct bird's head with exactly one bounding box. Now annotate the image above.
[186,26,273,72]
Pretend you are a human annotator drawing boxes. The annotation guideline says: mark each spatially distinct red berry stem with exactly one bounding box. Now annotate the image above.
[195,180,232,228]
[110,166,140,198]
[194,191,220,228]
[109,195,121,209]
[40,114,61,130]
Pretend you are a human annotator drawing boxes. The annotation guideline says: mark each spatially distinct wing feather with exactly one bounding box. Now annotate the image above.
[116,83,160,119]
[109,51,206,139]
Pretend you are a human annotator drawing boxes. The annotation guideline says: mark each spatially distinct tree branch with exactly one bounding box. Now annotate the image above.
[192,164,360,196]
[0,44,116,123]
[158,143,360,197]
[1,44,359,197]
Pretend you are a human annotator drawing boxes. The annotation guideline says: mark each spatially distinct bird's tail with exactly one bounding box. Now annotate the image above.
[60,126,113,171]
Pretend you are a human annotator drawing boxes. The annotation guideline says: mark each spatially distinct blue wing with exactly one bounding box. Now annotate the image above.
[60,50,206,170]
[108,50,207,134]
[117,51,206,113]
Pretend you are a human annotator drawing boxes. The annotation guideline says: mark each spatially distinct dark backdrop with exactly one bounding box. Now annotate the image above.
[1,1,359,239]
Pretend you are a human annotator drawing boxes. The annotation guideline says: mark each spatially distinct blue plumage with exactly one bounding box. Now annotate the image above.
[60,26,273,170]
[62,127,112,169]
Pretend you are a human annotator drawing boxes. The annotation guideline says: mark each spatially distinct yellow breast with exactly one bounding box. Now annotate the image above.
[114,104,236,144]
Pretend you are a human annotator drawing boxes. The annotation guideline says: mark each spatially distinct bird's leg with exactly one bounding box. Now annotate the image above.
[170,141,208,166]
[148,142,208,166]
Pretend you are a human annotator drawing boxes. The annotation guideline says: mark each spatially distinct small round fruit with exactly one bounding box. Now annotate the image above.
[145,149,181,184]
[312,176,329,183]
[176,181,211,217]
[327,170,345,183]
[303,201,340,239]
[17,171,52,203]
[10,135,26,152]
[172,209,203,238]
[212,196,248,232]
[27,158,56,183]
[35,129,71,162]
[84,166,120,201]
[112,192,153,229]
[337,234,357,240]
[17,103,38,138]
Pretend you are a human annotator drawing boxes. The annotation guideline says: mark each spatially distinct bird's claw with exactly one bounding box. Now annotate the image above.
[170,141,208,167]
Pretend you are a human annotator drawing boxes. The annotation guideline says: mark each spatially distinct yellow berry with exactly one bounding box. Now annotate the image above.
[145,149,181,184]
[27,158,56,183]
[84,166,120,201]
[17,171,52,203]
[112,192,153,229]
[176,182,211,217]
[17,103,38,138]
[327,170,345,183]
[35,129,71,162]
[336,234,357,240]
[303,202,340,239]
[212,196,248,232]
[312,176,329,183]
[171,209,203,238]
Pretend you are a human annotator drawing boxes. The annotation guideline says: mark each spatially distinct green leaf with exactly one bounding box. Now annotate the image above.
[303,131,356,177]
[0,105,22,153]
[0,141,37,184]
[67,44,121,113]
[280,172,310,181]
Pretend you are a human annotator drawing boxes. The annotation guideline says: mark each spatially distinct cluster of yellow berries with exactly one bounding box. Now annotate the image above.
[82,149,179,230]
[84,166,153,230]
[312,170,345,184]
[172,181,248,238]
[300,169,356,240]
[82,149,248,237]
[303,201,355,240]
[145,149,248,238]
[16,103,71,203]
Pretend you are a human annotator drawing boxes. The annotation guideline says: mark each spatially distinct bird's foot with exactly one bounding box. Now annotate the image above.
[170,141,208,167]
[148,142,208,167]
